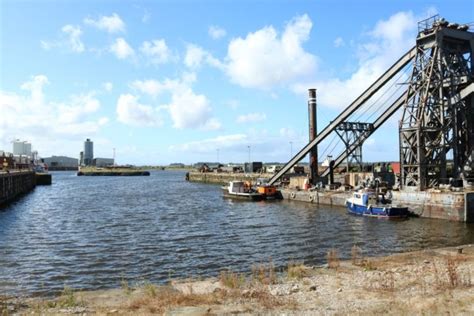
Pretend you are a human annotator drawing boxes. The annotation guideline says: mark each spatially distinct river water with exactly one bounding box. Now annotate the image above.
[1,170,473,296]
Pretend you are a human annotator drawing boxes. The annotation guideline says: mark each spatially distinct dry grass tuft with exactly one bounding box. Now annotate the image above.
[327,249,340,269]
[56,286,82,308]
[287,261,308,280]
[251,259,277,285]
[219,269,246,289]
[438,255,471,289]
[120,278,132,295]
[242,286,295,309]
[128,282,294,313]
[129,287,222,314]
[445,257,459,288]
[360,258,377,271]
[351,245,362,266]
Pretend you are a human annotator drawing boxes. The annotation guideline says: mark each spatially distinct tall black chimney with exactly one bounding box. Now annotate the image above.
[308,89,318,184]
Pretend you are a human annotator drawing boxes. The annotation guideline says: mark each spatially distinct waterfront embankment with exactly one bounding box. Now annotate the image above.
[188,171,474,222]
[2,244,473,315]
[186,171,266,185]
[77,167,150,176]
[0,170,36,206]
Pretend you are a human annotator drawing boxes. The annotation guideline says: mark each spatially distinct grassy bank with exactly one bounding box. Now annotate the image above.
[2,244,473,315]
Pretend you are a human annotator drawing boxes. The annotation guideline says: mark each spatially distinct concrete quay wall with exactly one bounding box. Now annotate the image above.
[187,172,267,185]
[281,189,472,222]
[392,190,472,222]
[280,189,350,207]
[0,171,36,206]
[188,172,472,222]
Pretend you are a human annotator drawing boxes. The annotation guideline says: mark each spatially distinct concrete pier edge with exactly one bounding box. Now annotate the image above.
[187,171,473,222]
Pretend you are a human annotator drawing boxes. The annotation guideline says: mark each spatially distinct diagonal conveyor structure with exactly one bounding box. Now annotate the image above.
[320,83,474,178]
[267,46,417,185]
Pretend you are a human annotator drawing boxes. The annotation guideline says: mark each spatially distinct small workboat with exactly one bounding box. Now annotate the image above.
[257,185,282,200]
[346,191,408,218]
[255,178,282,200]
[221,181,264,201]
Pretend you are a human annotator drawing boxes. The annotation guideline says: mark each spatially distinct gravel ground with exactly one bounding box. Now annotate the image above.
[2,244,474,315]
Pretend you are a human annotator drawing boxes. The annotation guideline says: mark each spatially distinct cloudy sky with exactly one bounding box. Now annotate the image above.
[1,0,472,164]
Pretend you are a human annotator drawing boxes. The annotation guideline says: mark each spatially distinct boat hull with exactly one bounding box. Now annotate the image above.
[221,187,264,201]
[346,201,408,218]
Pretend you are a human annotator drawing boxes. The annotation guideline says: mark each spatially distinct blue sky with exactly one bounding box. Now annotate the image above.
[1,0,473,165]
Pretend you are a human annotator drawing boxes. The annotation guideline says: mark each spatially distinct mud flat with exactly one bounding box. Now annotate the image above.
[2,244,474,315]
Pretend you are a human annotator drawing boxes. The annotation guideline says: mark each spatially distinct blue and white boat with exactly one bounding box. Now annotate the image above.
[346,191,408,218]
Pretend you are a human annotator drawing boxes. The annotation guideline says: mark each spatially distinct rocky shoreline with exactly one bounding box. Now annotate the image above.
[2,244,474,315]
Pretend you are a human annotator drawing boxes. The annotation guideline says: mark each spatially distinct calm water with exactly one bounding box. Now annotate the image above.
[1,170,474,296]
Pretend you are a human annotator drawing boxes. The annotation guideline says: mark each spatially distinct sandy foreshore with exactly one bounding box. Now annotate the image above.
[2,244,474,315]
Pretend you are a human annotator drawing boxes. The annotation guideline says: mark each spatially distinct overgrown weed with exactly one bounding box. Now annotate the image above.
[327,249,340,269]
[287,261,307,280]
[219,269,246,289]
[351,245,362,266]
[251,259,277,285]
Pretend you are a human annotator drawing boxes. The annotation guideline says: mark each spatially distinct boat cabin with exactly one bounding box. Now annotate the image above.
[228,181,252,193]
[350,191,386,206]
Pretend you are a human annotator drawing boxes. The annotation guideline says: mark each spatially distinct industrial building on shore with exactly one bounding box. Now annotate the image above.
[42,156,78,171]
[79,138,115,167]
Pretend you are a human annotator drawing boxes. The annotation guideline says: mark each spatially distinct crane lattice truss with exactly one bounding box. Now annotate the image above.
[268,16,474,188]
[335,122,373,172]
[399,16,474,190]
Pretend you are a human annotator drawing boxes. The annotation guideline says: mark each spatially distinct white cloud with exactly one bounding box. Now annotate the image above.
[170,134,248,153]
[110,38,135,59]
[130,74,194,98]
[61,25,84,53]
[98,117,109,125]
[208,25,226,39]
[140,39,175,64]
[0,75,106,155]
[142,10,151,23]
[167,88,213,129]
[226,99,239,110]
[184,44,206,69]
[184,44,223,70]
[292,10,421,109]
[84,13,125,33]
[201,118,222,131]
[130,79,167,98]
[279,127,298,139]
[131,74,219,130]
[40,40,52,50]
[103,82,113,92]
[225,14,317,89]
[116,94,162,126]
[169,127,308,162]
[334,37,345,48]
[57,93,100,124]
[236,112,267,123]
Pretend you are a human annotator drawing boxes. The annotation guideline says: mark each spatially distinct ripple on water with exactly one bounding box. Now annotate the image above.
[1,170,474,296]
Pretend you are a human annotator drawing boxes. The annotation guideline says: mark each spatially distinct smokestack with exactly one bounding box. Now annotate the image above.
[308,89,318,184]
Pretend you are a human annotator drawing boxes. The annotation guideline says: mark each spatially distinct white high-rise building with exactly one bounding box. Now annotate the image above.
[13,140,32,157]
[83,138,93,166]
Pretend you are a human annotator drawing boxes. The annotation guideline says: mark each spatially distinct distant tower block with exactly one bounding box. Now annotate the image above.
[83,138,94,166]
[13,140,32,157]
[308,89,318,184]
[399,16,474,190]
